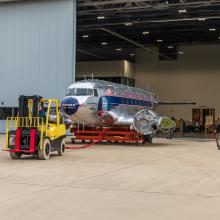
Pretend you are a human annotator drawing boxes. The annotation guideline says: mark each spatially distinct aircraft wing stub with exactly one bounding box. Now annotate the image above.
[158,101,196,106]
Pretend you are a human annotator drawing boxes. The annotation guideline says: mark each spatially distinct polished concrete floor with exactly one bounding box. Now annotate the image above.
[0,135,220,220]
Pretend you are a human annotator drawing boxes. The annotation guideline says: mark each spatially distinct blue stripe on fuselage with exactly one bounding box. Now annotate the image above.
[98,96,154,112]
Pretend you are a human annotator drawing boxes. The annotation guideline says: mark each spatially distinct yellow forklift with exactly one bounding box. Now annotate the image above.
[4,95,66,160]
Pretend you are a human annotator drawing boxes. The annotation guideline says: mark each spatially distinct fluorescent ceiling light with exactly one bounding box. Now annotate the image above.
[209,28,216,31]
[82,35,89,38]
[125,23,132,26]
[97,16,105,20]
[101,42,107,45]
[157,39,163,43]
[178,9,187,13]
[142,31,149,35]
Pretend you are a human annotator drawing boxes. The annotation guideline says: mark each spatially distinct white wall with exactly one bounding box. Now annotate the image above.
[0,0,75,106]
[0,0,76,133]
[135,45,220,120]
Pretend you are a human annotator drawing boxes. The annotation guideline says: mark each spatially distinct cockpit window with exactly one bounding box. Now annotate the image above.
[67,88,93,96]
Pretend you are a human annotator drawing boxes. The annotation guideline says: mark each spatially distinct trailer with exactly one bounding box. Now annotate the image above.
[70,126,153,145]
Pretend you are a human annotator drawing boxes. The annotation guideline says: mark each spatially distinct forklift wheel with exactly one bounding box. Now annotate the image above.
[10,152,22,160]
[38,138,51,160]
[58,139,65,156]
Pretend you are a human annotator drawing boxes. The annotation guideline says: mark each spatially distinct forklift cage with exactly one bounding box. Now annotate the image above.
[5,117,44,151]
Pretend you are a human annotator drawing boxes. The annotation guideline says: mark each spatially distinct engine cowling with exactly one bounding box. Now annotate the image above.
[133,109,176,135]
[133,109,158,135]
[157,116,176,131]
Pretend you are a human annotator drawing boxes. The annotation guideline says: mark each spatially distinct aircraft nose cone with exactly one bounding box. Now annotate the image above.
[61,97,79,115]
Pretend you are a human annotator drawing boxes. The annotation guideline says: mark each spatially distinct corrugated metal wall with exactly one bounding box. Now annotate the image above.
[0,0,76,133]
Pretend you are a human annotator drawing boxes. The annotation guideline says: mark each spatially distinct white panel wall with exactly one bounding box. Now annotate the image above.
[0,0,76,132]
[0,0,75,106]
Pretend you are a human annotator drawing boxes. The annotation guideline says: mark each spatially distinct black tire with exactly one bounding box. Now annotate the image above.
[38,138,51,160]
[143,135,153,144]
[58,139,65,156]
[148,136,153,144]
[10,152,22,160]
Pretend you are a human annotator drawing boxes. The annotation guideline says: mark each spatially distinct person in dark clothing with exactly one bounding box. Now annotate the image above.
[216,123,220,133]
[39,104,46,122]
[215,123,220,149]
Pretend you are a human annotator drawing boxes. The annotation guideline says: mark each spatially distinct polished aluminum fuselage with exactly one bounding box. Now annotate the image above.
[62,80,158,127]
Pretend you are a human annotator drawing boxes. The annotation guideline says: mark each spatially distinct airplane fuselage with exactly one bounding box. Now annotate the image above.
[61,80,159,127]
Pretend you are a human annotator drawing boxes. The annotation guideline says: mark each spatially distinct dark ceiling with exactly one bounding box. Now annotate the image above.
[77,0,220,62]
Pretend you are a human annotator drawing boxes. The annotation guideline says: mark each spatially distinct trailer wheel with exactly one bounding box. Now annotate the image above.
[10,152,22,160]
[58,139,65,156]
[148,136,153,144]
[143,135,153,145]
[38,138,51,160]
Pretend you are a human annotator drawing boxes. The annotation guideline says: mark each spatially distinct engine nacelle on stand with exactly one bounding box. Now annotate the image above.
[133,109,158,135]
[133,109,176,135]
[157,116,176,132]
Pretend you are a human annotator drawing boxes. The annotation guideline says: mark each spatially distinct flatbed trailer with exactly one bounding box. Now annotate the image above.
[70,126,153,144]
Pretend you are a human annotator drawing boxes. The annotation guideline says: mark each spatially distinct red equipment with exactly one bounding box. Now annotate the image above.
[69,127,149,145]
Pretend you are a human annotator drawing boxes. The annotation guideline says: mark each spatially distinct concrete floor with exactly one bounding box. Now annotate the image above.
[0,135,220,220]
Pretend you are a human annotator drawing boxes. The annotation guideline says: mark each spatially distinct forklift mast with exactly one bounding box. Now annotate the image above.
[18,95,42,118]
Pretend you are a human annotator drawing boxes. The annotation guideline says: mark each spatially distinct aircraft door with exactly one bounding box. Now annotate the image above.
[86,89,99,112]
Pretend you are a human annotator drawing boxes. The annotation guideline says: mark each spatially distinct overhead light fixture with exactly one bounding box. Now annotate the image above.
[178,51,184,55]
[218,36,220,39]
[168,45,174,49]
[198,18,206,21]
[125,22,132,26]
[116,48,122,51]
[97,16,105,20]
[157,39,163,43]
[82,35,89,38]
[130,53,135,56]
[178,9,187,13]
[142,31,149,35]
[166,1,169,4]
[209,28,216,31]
[101,42,107,45]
